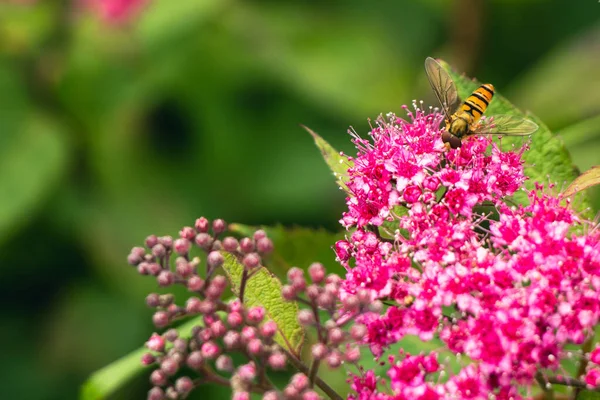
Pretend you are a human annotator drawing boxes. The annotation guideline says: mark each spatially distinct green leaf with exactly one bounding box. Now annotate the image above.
[438,59,591,216]
[302,125,353,193]
[563,166,600,198]
[0,112,69,245]
[228,223,346,279]
[577,390,600,400]
[80,316,203,400]
[221,252,304,356]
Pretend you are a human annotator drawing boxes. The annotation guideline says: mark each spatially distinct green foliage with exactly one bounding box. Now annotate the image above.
[221,252,304,355]
[229,223,346,278]
[80,316,203,400]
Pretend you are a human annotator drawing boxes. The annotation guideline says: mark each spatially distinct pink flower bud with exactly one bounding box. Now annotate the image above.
[308,263,325,283]
[350,324,367,341]
[146,293,160,307]
[147,262,161,276]
[585,368,600,387]
[334,240,351,262]
[195,233,212,249]
[150,369,168,386]
[200,341,220,359]
[146,333,166,352]
[174,238,191,255]
[268,352,287,370]
[260,321,278,338]
[253,230,267,241]
[291,373,309,391]
[148,387,164,400]
[263,391,280,400]
[187,276,204,292]
[237,362,257,381]
[212,219,227,235]
[241,326,257,343]
[239,237,254,253]
[247,338,263,355]
[186,351,203,369]
[287,267,303,281]
[282,285,296,300]
[303,391,320,400]
[306,285,320,300]
[141,353,156,365]
[345,346,361,363]
[312,343,328,360]
[328,328,344,345]
[243,253,261,269]
[216,354,234,372]
[145,235,159,248]
[207,251,224,269]
[233,392,250,400]
[160,358,179,376]
[152,311,169,328]
[298,310,315,326]
[179,226,196,240]
[256,237,274,254]
[175,376,193,394]
[195,217,209,233]
[247,306,265,324]
[185,297,202,314]
[152,244,166,258]
[210,320,227,338]
[224,331,241,349]
[342,295,359,312]
[327,350,342,368]
[222,236,239,252]
[228,312,243,328]
[157,270,174,287]
[591,347,600,365]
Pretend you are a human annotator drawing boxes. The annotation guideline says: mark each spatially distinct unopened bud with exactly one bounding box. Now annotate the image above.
[311,343,328,360]
[239,237,254,253]
[157,270,174,287]
[148,387,164,400]
[216,354,234,372]
[145,235,159,248]
[175,376,193,394]
[298,309,315,326]
[160,358,179,376]
[174,238,191,255]
[328,328,344,345]
[327,350,342,368]
[195,217,209,233]
[146,293,160,308]
[187,276,204,292]
[179,226,196,240]
[207,251,224,269]
[256,237,273,254]
[243,253,261,269]
[282,285,296,301]
[195,233,212,249]
[222,236,239,252]
[212,219,227,235]
[152,311,170,328]
[268,352,287,370]
[186,351,203,369]
[150,369,168,386]
[350,324,367,341]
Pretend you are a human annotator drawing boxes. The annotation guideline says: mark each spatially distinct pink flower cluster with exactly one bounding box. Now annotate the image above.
[80,0,147,24]
[337,106,600,399]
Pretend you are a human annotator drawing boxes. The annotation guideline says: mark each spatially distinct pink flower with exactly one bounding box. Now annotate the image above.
[82,0,147,25]
[339,104,600,397]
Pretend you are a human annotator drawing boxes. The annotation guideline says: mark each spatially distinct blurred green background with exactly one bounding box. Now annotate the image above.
[1,0,599,399]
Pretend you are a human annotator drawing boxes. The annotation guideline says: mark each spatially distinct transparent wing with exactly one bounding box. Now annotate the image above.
[424,57,460,120]
[474,114,539,136]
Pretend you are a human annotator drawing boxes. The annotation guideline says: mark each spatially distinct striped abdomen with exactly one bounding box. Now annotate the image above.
[459,83,495,124]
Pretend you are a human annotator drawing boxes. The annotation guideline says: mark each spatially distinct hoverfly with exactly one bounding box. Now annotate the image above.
[424,57,538,149]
